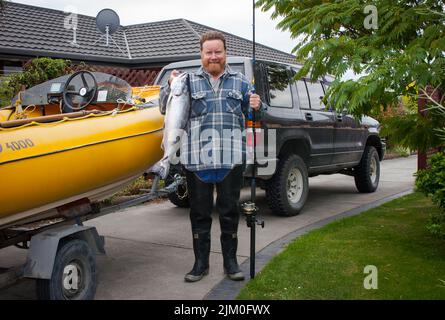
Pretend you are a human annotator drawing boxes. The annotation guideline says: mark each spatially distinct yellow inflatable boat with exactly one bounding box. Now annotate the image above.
[0,71,163,229]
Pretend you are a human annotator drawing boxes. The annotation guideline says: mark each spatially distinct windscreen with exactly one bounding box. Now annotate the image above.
[12,72,132,106]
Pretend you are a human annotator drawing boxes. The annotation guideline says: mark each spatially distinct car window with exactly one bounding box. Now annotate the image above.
[321,81,329,94]
[295,79,310,110]
[305,81,326,110]
[265,63,292,108]
[321,82,333,110]
[156,64,245,86]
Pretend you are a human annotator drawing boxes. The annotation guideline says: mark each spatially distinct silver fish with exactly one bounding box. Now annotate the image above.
[150,73,190,179]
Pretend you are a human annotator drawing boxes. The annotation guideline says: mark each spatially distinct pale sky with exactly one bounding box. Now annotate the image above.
[11,0,297,54]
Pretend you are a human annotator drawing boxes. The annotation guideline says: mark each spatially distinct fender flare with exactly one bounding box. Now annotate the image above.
[23,225,105,279]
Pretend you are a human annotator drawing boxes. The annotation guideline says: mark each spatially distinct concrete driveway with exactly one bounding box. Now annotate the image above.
[0,156,417,300]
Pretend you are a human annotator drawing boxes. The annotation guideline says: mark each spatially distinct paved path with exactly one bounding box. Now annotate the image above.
[0,156,417,300]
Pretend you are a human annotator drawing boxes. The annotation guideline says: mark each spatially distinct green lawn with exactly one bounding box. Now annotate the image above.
[238,192,445,300]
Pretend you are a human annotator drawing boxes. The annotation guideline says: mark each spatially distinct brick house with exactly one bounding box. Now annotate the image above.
[0,1,296,86]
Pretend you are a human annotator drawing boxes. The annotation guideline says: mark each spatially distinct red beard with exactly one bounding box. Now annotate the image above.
[204,61,225,77]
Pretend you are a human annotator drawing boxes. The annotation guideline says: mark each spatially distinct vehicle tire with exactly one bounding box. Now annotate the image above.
[354,146,380,193]
[36,239,96,300]
[166,165,189,208]
[265,154,309,216]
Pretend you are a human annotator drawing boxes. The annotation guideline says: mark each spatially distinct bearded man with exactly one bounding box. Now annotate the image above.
[159,31,264,282]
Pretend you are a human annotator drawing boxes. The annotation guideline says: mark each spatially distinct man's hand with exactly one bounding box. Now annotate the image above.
[168,69,180,85]
[249,92,261,111]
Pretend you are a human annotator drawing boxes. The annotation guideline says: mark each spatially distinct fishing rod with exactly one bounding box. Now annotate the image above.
[241,0,264,280]
[252,0,256,203]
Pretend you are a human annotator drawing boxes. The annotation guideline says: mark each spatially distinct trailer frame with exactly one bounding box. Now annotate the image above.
[0,173,185,299]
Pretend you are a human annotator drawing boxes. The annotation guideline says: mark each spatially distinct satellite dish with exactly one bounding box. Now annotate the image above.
[96,9,120,35]
[93,8,127,57]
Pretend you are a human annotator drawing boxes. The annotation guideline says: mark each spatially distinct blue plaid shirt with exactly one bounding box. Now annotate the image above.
[159,65,264,172]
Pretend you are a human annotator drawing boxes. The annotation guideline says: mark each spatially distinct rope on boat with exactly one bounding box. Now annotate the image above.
[116,98,157,109]
[10,105,36,120]
[0,107,139,131]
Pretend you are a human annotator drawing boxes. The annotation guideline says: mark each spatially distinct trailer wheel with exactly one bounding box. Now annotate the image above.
[166,166,189,208]
[36,239,96,300]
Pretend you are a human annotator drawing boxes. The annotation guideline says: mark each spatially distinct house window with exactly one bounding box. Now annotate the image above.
[0,61,23,76]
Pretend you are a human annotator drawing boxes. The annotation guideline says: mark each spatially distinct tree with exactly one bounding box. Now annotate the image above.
[257,1,445,223]
[256,0,445,118]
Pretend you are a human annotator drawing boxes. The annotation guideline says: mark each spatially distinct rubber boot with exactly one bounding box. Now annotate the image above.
[221,232,245,281]
[184,232,210,282]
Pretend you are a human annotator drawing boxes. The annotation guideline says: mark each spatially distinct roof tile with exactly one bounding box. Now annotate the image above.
[0,2,296,65]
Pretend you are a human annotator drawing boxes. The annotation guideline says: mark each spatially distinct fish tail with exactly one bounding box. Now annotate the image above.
[148,158,170,180]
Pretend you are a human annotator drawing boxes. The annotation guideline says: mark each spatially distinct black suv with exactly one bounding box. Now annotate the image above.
[155,57,386,216]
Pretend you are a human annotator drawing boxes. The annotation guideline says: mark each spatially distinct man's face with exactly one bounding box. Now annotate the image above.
[201,39,227,77]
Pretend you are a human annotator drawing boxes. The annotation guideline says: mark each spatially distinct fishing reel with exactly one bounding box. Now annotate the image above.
[241,201,264,229]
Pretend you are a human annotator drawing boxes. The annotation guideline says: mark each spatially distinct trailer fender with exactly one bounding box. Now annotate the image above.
[23,225,105,279]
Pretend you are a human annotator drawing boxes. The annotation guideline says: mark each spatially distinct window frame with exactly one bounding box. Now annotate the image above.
[321,81,334,111]
[263,62,294,109]
[295,78,311,110]
[305,79,329,111]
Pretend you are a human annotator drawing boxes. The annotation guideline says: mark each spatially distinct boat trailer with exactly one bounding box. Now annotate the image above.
[0,173,186,300]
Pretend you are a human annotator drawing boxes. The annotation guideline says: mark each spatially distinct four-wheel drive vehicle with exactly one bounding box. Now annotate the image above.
[155,57,386,216]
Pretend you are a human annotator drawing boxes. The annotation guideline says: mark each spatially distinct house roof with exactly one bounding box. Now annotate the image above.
[0,2,297,66]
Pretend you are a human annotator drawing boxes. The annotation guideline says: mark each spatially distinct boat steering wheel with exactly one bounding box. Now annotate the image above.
[62,71,98,112]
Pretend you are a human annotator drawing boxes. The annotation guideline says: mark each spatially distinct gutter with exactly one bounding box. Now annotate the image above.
[0,47,200,66]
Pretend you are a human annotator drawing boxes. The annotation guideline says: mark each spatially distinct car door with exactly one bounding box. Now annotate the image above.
[255,61,298,174]
[295,77,335,168]
[323,81,365,166]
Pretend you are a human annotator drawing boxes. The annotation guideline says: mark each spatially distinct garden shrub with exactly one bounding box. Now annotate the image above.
[416,152,445,238]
